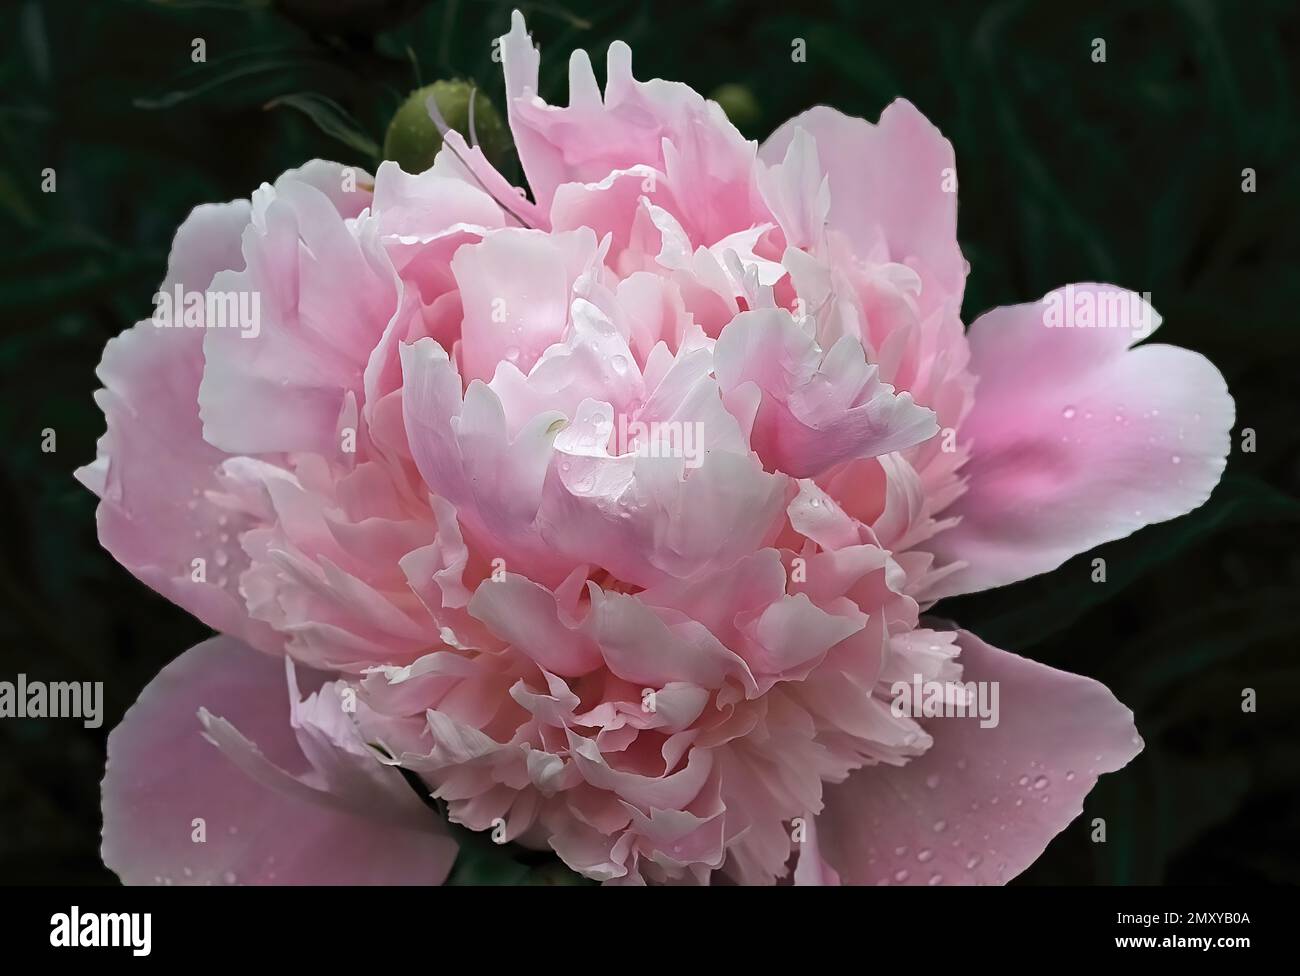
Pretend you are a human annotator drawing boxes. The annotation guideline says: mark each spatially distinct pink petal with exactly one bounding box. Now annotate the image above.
[715,308,938,478]
[500,11,759,242]
[926,284,1234,598]
[815,630,1142,885]
[761,99,966,314]
[103,637,457,885]
[75,202,280,654]
[451,227,600,384]
[199,175,397,456]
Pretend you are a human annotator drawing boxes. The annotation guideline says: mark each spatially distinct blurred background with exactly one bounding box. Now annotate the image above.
[0,0,1296,884]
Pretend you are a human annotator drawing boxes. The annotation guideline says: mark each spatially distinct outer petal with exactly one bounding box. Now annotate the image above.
[926,284,1234,598]
[815,630,1142,885]
[75,201,280,653]
[102,637,456,885]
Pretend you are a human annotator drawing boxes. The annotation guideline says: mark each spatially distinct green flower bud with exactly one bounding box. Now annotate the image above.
[382,80,510,175]
[710,83,761,132]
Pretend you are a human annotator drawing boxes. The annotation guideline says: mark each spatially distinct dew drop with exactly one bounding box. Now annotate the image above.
[1171,454,1181,464]
[1062,406,1076,419]
[933,820,947,834]
[965,854,983,870]
[1032,775,1049,790]
[893,869,910,883]
[917,849,934,864]
[928,873,944,886]
[925,773,941,790]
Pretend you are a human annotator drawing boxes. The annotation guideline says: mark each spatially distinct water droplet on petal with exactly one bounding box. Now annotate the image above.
[1062,406,1076,419]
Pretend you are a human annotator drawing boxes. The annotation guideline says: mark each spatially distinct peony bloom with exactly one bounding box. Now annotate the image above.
[81,11,1233,885]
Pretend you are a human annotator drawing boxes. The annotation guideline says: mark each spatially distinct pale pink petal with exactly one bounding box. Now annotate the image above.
[815,630,1142,885]
[75,202,280,653]
[451,226,601,384]
[103,637,457,885]
[500,11,760,242]
[715,307,938,477]
[761,99,966,314]
[925,284,1234,598]
[199,176,398,456]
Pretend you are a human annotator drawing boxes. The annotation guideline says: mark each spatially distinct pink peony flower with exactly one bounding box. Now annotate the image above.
[81,11,1233,885]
